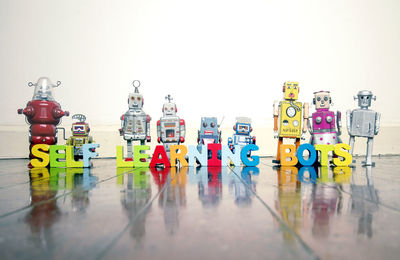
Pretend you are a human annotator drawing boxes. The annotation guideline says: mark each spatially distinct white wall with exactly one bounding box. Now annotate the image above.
[1,0,400,158]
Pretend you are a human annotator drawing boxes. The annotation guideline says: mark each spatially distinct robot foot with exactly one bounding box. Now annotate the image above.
[272,159,281,165]
[140,158,147,162]
[124,158,133,161]
[362,161,375,167]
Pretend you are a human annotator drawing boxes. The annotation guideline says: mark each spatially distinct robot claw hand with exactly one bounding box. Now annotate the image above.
[146,136,151,142]
[273,132,279,139]
[119,128,123,136]
[301,133,306,140]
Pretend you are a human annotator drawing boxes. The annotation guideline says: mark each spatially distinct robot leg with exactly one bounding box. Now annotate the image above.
[273,138,283,164]
[349,136,355,155]
[127,140,133,159]
[364,137,375,166]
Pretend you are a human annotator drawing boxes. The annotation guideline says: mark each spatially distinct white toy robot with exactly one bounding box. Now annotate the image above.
[156,95,186,157]
[119,80,151,160]
[346,90,381,166]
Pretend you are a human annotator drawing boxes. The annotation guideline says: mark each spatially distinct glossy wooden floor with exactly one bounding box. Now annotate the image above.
[0,157,399,260]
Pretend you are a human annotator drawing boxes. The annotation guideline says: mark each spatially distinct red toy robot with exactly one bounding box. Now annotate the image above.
[17,77,69,163]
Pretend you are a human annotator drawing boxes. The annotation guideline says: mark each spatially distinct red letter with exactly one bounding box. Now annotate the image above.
[150,145,171,168]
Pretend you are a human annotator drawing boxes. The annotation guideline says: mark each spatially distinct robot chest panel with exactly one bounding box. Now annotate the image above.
[73,137,87,145]
[161,117,179,140]
[124,114,147,135]
[279,101,302,137]
[313,111,335,130]
[351,110,376,137]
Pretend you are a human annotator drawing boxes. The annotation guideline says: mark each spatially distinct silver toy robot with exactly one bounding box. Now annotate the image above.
[156,95,186,157]
[346,90,381,166]
[119,80,151,160]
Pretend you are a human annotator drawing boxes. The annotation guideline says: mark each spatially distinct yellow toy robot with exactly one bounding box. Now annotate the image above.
[273,81,309,164]
[66,114,95,160]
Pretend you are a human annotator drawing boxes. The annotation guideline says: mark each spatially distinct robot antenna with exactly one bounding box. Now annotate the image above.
[28,82,34,87]
[56,81,61,87]
[165,94,173,103]
[132,80,141,93]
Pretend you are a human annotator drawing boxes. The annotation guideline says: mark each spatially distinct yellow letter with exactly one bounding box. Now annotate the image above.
[170,145,188,167]
[281,145,298,166]
[30,144,50,168]
[333,143,353,167]
[315,144,334,166]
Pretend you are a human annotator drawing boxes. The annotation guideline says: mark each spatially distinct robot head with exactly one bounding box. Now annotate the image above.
[30,77,60,101]
[162,94,177,116]
[313,91,331,109]
[128,80,143,109]
[283,81,299,100]
[200,117,219,136]
[71,114,89,136]
[354,90,376,109]
[234,117,252,135]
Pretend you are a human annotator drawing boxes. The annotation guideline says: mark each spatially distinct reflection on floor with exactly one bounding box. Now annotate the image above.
[0,157,399,259]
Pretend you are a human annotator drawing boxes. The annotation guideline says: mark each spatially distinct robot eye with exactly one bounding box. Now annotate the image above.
[366,96,370,99]
[203,122,207,127]
[131,97,134,100]
[287,86,291,89]
[324,97,328,101]
[210,122,215,128]
[317,97,321,101]
[138,97,141,101]
[294,86,297,89]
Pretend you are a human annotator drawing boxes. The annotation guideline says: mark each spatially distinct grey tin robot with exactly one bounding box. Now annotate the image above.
[346,90,381,166]
[119,80,151,160]
[156,95,186,157]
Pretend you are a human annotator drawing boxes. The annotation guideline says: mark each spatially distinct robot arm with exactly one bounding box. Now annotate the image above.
[197,130,200,144]
[307,117,313,135]
[375,112,381,135]
[119,114,125,136]
[180,119,185,143]
[346,110,352,134]
[146,115,151,142]
[53,107,69,119]
[18,104,35,117]
[273,101,279,138]
[337,111,342,135]
[302,103,309,134]
[228,137,233,148]
[157,120,161,143]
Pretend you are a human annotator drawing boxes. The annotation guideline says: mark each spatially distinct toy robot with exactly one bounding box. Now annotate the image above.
[347,90,380,166]
[197,117,222,158]
[308,91,342,145]
[119,80,151,160]
[66,114,94,160]
[273,81,309,164]
[17,77,69,161]
[156,95,185,157]
[227,117,256,156]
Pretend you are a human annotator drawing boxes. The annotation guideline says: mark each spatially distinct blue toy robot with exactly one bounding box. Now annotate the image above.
[197,117,222,158]
[228,117,256,156]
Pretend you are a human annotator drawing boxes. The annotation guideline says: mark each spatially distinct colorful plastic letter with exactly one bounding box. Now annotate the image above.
[134,145,150,168]
[333,143,352,167]
[82,143,99,168]
[296,144,317,166]
[150,145,171,168]
[170,145,188,167]
[207,143,221,167]
[49,145,66,168]
[66,145,84,167]
[315,144,334,166]
[30,144,50,168]
[222,145,242,166]
[241,144,260,167]
[280,144,298,166]
[116,146,134,167]
[188,145,207,167]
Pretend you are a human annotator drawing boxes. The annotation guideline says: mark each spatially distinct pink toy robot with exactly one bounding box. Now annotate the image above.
[17,77,69,163]
[308,91,342,145]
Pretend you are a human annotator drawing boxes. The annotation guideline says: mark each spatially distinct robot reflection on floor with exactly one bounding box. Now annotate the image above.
[273,81,309,164]
[228,117,256,156]
[119,80,151,161]
[347,90,381,166]
[308,91,342,145]
[157,95,186,157]
[66,114,95,160]
[17,77,69,161]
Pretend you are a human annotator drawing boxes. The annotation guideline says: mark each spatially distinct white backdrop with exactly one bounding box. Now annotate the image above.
[1,0,399,157]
